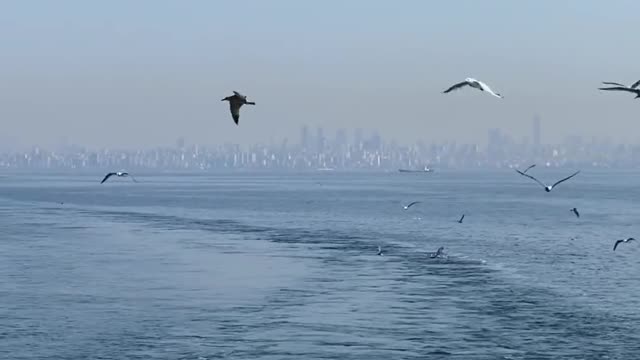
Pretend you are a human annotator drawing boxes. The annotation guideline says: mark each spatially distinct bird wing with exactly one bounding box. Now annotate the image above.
[129,174,138,183]
[229,102,243,125]
[100,172,116,184]
[602,81,626,87]
[599,86,636,93]
[459,214,465,222]
[515,169,547,189]
[575,209,580,217]
[631,80,640,89]
[613,239,624,251]
[552,171,580,188]
[523,164,536,173]
[477,81,503,98]
[232,91,246,99]
[407,201,420,208]
[443,81,470,93]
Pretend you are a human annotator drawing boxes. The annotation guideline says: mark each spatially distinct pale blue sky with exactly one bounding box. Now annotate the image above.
[1,0,639,149]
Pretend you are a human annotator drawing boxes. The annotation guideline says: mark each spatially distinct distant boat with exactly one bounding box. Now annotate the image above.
[398,166,433,173]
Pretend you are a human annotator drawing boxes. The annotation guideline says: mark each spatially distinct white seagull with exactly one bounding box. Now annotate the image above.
[222,91,256,125]
[403,201,421,210]
[613,237,635,251]
[101,171,137,184]
[443,78,503,98]
[515,169,580,192]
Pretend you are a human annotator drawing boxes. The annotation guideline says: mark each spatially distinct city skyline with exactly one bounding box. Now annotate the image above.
[3,115,639,152]
[4,117,640,171]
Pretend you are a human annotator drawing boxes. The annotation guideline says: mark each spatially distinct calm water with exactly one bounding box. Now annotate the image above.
[1,170,639,359]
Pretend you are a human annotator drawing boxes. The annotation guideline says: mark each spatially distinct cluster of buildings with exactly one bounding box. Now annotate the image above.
[2,119,640,171]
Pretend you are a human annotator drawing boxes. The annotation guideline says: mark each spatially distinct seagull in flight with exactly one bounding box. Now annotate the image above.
[601,80,640,89]
[403,201,421,210]
[377,246,383,256]
[570,207,580,218]
[599,82,640,98]
[515,169,580,192]
[457,214,465,223]
[443,78,503,98]
[101,171,137,184]
[222,91,255,125]
[520,164,536,174]
[613,237,635,251]
[429,246,446,259]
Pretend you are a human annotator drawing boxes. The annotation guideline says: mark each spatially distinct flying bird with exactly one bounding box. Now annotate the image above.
[101,171,137,184]
[601,80,640,89]
[515,169,580,192]
[443,78,503,98]
[570,207,580,218]
[429,246,446,259]
[598,86,640,99]
[457,214,465,223]
[521,164,536,174]
[403,201,421,210]
[613,237,635,251]
[222,91,256,125]
[377,246,383,256]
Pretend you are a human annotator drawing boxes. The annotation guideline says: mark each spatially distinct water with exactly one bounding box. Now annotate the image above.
[1,170,639,359]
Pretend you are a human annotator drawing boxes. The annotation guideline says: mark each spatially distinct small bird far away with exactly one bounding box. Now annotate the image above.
[443,78,503,98]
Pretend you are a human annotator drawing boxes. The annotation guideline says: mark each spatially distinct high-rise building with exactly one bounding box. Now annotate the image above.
[300,126,310,150]
[316,127,325,153]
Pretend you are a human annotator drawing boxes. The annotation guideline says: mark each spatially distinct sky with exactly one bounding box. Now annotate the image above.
[0,0,639,150]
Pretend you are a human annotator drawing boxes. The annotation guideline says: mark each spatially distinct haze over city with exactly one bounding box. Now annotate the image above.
[1,0,639,150]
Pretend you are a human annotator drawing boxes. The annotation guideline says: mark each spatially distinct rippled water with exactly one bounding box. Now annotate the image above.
[1,170,639,359]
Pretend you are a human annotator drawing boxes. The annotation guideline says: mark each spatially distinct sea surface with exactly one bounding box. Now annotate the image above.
[1,170,639,359]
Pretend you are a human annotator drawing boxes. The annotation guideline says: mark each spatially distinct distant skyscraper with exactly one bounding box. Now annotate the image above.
[316,127,325,153]
[533,115,541,149]
[300,126,310,150]
[354,128,363,149]
[487,128,503,161]
[335,128,347,149]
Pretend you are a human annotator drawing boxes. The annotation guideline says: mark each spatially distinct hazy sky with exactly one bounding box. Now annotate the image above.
[1,0,639,149]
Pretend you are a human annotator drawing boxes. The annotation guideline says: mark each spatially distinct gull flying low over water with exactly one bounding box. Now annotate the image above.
[443,78,503,98]
[429,246,446,259]
[613,237,635,251]
[222,91,255,125]
[515,169,580,192]
[101,171,137,184]
[377,246,383,256]
[570,207,580,218]
[403,201,421,210]
[457,214,465,223]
